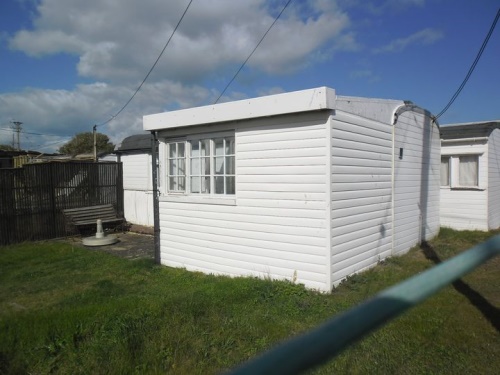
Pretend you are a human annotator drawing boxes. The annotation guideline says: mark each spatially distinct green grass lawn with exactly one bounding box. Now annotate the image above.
[1,228,499,374]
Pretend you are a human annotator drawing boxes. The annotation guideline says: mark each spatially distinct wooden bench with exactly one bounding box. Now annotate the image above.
[62,204,125,234]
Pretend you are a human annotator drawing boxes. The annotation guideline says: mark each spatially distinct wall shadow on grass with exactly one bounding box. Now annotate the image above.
[421,241,500,333]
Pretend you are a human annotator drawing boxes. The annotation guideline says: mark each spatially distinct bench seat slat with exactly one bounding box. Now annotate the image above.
[62,204,124,231]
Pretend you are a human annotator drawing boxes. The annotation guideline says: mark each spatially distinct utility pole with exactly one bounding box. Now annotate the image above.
[93,124,97,162]
[11,121,22,151]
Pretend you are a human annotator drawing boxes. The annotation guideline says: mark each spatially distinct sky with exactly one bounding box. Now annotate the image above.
[0,0,499,152]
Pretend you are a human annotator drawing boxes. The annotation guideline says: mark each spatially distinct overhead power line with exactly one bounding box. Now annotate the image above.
[97,0,194,127]
[35,138,71,151]
[434,8,500,120]
[214,0,293,104]
[0,127,60,137]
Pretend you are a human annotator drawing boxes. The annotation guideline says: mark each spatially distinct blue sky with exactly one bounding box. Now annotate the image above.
[0,0,498,152]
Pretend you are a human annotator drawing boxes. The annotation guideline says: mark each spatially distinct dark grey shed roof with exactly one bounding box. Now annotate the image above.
[440,120,500,140]
[116,133,153,153]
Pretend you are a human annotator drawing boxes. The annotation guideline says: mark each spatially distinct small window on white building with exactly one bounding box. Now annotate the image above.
[167,141,186,192]
[165,133,235,196]
[442,154,481,189]
[214,137,235,195]
[458,155,478,187]
[440,156,450,186]
[190,139,211,194]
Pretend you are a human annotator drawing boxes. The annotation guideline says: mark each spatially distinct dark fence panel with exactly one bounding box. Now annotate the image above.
[0,162,123,245]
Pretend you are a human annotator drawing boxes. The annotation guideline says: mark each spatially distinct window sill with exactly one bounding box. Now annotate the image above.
[159,194,236,206]
[442,186,485,191]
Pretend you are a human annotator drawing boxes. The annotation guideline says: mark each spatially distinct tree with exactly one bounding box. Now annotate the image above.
[0,144,16,151]
[59,132,115,156]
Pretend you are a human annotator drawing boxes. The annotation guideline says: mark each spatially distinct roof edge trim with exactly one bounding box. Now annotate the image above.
[144,87,336,131]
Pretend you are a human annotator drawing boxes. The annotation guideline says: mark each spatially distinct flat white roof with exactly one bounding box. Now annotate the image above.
[143,87,336,131]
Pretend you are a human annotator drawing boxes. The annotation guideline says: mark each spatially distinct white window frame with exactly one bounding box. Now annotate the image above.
[457,154,479,187]
[441,153,482,190]
[440,156,450,187]
[166,140,186,193]
[162,131,236,203]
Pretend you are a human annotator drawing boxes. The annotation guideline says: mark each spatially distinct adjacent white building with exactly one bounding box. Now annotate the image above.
[143,87,440,291]
[440,121,500,231]
[101,134,155,227]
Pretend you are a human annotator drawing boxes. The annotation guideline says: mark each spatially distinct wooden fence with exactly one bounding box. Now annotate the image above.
[0,162,123,245]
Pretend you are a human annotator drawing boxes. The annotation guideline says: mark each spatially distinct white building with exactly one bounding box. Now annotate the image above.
[101,134,155,227]
[144,87,440,291]
[440,121,500,231]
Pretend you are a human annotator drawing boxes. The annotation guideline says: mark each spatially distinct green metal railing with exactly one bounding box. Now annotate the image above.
[227,235,500,375]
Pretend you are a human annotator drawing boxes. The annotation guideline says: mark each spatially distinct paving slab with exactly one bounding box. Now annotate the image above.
[63,231,155,260]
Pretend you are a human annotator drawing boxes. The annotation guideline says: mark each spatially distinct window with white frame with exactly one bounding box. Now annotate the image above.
[167,141,186,192]
[441,154,480,188]
[440,156,450,186]
[165,133,235,195]
[458,155,478,187]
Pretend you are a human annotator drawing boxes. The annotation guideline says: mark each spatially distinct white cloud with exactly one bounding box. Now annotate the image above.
[9,0,356,83]
[373,28,444,53]
[4,0,357,151]
[0,81,213,151]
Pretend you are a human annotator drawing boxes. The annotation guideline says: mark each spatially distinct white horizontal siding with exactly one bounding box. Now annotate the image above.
[159,112,330,291]
[122,153,152,191]
[238,165,326,176]
[488,129,500,229]
[237,156,325,167]
[124,190,154,227]
[121,153,154,226]
[330,111,393,286]
[159,217,324,255]
[393,111,440,254]
[440,189,488,230]
[238,138,325,152]
[236,191,326,201]
[440,140,489,231]
[160,233,325,268]
[160,214,326,240]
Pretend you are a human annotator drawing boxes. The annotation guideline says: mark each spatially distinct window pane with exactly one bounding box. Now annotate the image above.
[169,177,176,191]
[201,139,210,156]
[215,138,224,156]
[215,156,224,175]
[203,157,210,175]
[178,177,185,190]
[191,158,200,175]
[459,155,478,186]
[202,176,210,193]
[169,159,177,175]
[215,176,224,194]
[178,142,185,157]
[178,158,185,175]
[226,176,235,194]
[225,137,235,155]
[168,143,176,158]
[191,177,200,193]
[440,157,449,186]
[184,134,234,195]
[167,141,186,192]
[191,141,200,157]
[225,156,235,174]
